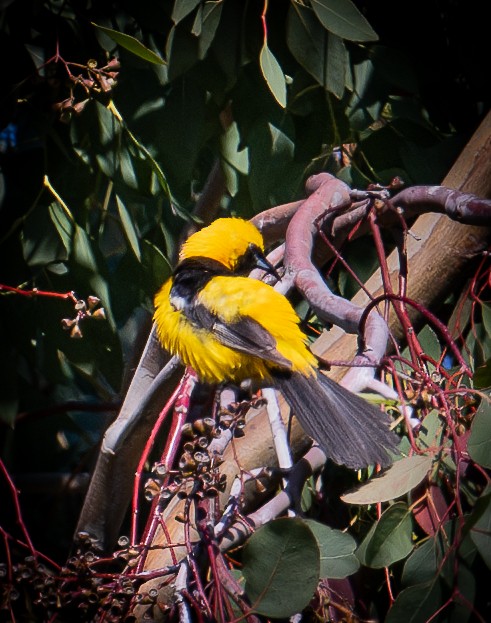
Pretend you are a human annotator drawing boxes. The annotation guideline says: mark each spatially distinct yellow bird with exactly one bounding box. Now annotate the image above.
[154,218,398,469]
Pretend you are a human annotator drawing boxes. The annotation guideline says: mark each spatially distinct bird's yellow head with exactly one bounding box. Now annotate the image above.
[179,218,265,272]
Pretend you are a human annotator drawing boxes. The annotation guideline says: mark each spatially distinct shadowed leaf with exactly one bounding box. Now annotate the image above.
[468,399,491,468]
[311,0,378,42]
[357,502,413,568]
[93,24,166,65]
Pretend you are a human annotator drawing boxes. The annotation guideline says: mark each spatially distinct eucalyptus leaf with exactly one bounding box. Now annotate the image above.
[73,226,98,273]
[468,398,491,468]
[482,303,491,338]
[356,502,413,568]
[22,203,67,267]
[247,120,303,211]
[385,580,443,623]
[304,520,360,579]
[115,195,141,261]
[325,33,347,98]
[287,4,328,87]
[473,359,491,389]
[242,518,319,617]
[402,538,438,586]
[92,24,166,65]
[166,23,200,80]
[259,43,287,108]
[418,324,441,363]
[447,565,475,623]
[311,0,378,42]
[171,0,201,24]
[72,226,115,327]
[287,4,346,97]
[470,491,491,569]
[141,240,171,291]
[347,58,382,128]
[119,146,139,190]
[49,200,74,254]
[220,122,249,175]
[341,455,433,505]
[416,410,447,454]
[192,1,223,59]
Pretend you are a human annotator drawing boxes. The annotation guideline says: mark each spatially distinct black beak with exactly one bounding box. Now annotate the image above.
[250,245,282,281]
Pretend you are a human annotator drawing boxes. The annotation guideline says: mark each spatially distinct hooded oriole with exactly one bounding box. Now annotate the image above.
[154,218,398,469]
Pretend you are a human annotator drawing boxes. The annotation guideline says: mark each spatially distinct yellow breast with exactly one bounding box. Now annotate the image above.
[154,277,316,385]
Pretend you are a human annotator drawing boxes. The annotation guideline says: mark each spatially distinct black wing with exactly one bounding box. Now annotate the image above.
[186,303,293,370]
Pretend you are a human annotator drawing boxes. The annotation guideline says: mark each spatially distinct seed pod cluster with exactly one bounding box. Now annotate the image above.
[53,58,120,123]
[145,417,228,506]
[61,295,106,338]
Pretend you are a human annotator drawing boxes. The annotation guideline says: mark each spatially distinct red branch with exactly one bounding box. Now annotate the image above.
[0,284,78,302]
[359,294,472,376]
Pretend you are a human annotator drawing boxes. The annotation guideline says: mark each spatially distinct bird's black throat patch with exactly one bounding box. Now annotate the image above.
[170,257,231,307]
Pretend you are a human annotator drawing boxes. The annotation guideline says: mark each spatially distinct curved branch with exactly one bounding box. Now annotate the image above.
[390,185,491,225]
[283,173,389,383]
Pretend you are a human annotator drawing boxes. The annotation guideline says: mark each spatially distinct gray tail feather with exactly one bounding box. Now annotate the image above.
[274,371,399,469]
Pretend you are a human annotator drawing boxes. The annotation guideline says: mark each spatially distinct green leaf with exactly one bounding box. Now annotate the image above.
[468,398,491,468]
[242,517,319,617]
[447,565,475,623]
[92,24,166,65]
[304,520,360,578]
[115,195,141,261]
[49,200,74,254]
[385,580,443,623]
[259,43,287,108]
[416,410,447,454]
[474,359,491,389]
[119,146,139,190]
[482,303,491,338]
[356,502,413,568]
[300,476,315,513]
[166,23,200,80]
[192,1,223,59]
[470,490,491,568]
[172,0,201,23]
[22,202,68,267]
[418,324,441,363]
[287,4,346,96]
[220,121,249,175]
[402,538,438,586]
[141,239,171,291]
[72,226,115,327]
[287,4,328,86]
[341,455,433,505]
[220,121,249,196]
[73,225,98,273]
[311,0,378,42]
[325,33,347,98]
[247,120,304,211]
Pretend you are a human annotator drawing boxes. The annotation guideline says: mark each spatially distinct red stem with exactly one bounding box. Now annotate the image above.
[135,370,198,572]
[261,0,268,41]
[0,459,37,558]
[360,293,472,376]
[0,284,78,302]
[130,379,184,546]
